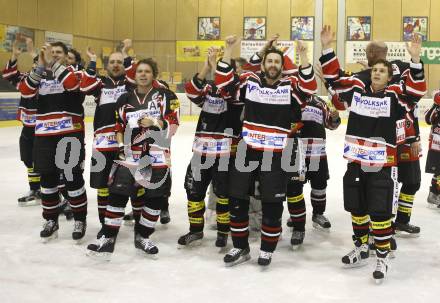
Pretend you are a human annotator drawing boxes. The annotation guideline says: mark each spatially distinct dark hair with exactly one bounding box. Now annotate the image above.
[233,57,248,70]
[371,59,393,77]
[136,58,159,79]
[263,47,284,66]
[50,41,68,55]
[68,48,82,64]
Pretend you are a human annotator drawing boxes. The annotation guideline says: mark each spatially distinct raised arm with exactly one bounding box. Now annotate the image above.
[80,47,102,95]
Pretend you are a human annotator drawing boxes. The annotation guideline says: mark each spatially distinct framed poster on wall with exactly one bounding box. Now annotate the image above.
[243,17,266,40]
[346,16,371,41]
[403,16,428,41]
[0,25,34,52]
[291,17,314,41]
[198,17,221,40]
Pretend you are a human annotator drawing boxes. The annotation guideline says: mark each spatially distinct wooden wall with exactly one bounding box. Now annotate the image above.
[1,0,440,92]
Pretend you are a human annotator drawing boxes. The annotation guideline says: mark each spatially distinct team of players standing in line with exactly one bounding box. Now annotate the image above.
[2,24,440,284]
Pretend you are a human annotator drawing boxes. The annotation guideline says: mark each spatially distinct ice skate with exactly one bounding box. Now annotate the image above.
[134,234,159,259]
[291,229,305,250]
[373,256,390,284]
[72,221,87,243]
[394,221,420,238]
[312,214,331,231]
[427,192,440,207]
[177,231,203,248]
[17,190,41,207]
[160,210,170,224]
[86,236,115,261]
[224,247,251,267]
[341,236,369,268]
[40,220,59,243]
[215,232,228,248]
[257,250,272,267]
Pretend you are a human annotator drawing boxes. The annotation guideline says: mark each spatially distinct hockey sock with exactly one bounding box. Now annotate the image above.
[187,199,205,233]
[216,197,230,234]
[27,166,40,191]
[287,191,306,231]
[351,213,370,244]
[131,188,145,233]
[40,173,60,221]
[138,197,162,238]
[97,188,109,224]
[370,216,393,258]
[229,197,250,249]
[162,197,169,211]
[396,183,419,224]
[103,193,129,238]
[260,202,283,253]
[311,188,326,215]
[58,173,68,200]
[66,173,87,221]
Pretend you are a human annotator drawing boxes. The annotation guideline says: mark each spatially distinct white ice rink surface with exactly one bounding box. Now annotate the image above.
[0,121,439,303]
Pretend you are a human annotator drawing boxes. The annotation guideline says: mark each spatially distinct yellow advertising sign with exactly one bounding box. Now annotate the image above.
[176,41,225,62]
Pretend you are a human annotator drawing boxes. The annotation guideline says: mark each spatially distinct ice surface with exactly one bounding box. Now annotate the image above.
[0,121,439,303]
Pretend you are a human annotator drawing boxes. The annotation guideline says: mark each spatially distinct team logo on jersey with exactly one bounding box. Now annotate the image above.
[301,106,323,124]
[344,141,387,163]
[39,79,64,95]
[100,86,126,105]
[202,96,226,114]
[350,92,391,118]
[35,117,73,134]
[246,82,290,105]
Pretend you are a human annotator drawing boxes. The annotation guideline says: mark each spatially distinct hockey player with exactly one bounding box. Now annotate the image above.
[215,35,317,266]
[86,58,179,259]
[18,42,88,242]
[80,40,141,234]
[2,39,41,206]
[319,25,426,283]
[354,41,423,237]
[425,91,440,207]
[287,94,340,249]
[178,47,243,248]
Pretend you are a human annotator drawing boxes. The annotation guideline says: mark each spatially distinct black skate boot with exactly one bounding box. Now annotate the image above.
[59,199,73,221]
[312,214,331,230]
[373,255,390,284]
[72,221,87,243]
[257,250,273,267]
[177,231,203,248]
[40,220,59,243]
[427,192,440,207]
[17,190,41,207]
[291,229,305,250]
[160,210,171,224]
[134,234,159,258]
[86,236,116,261]
[123,211,135,226]
[224,247,251,267]
[215,232,228,248]
[341,236,370,267]
[394,221,420,238]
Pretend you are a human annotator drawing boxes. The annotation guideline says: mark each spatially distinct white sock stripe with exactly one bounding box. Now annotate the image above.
[311,197,326,201]
[261,230,281,237]
[42,203,60,210]
[311,188,326,195]
[106,206,125,213]
[142,206,161,216]
[70,201,87,208]
[230,227,249,232]
[105,217,123,227]
[131,207,142,211]
[373,235,392,241]
[140,216,156,228]
[68,187,86,197]
[398,202,413,208]
[40,187,58,194]
[290,212,306,218]
[98,206,107,209]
